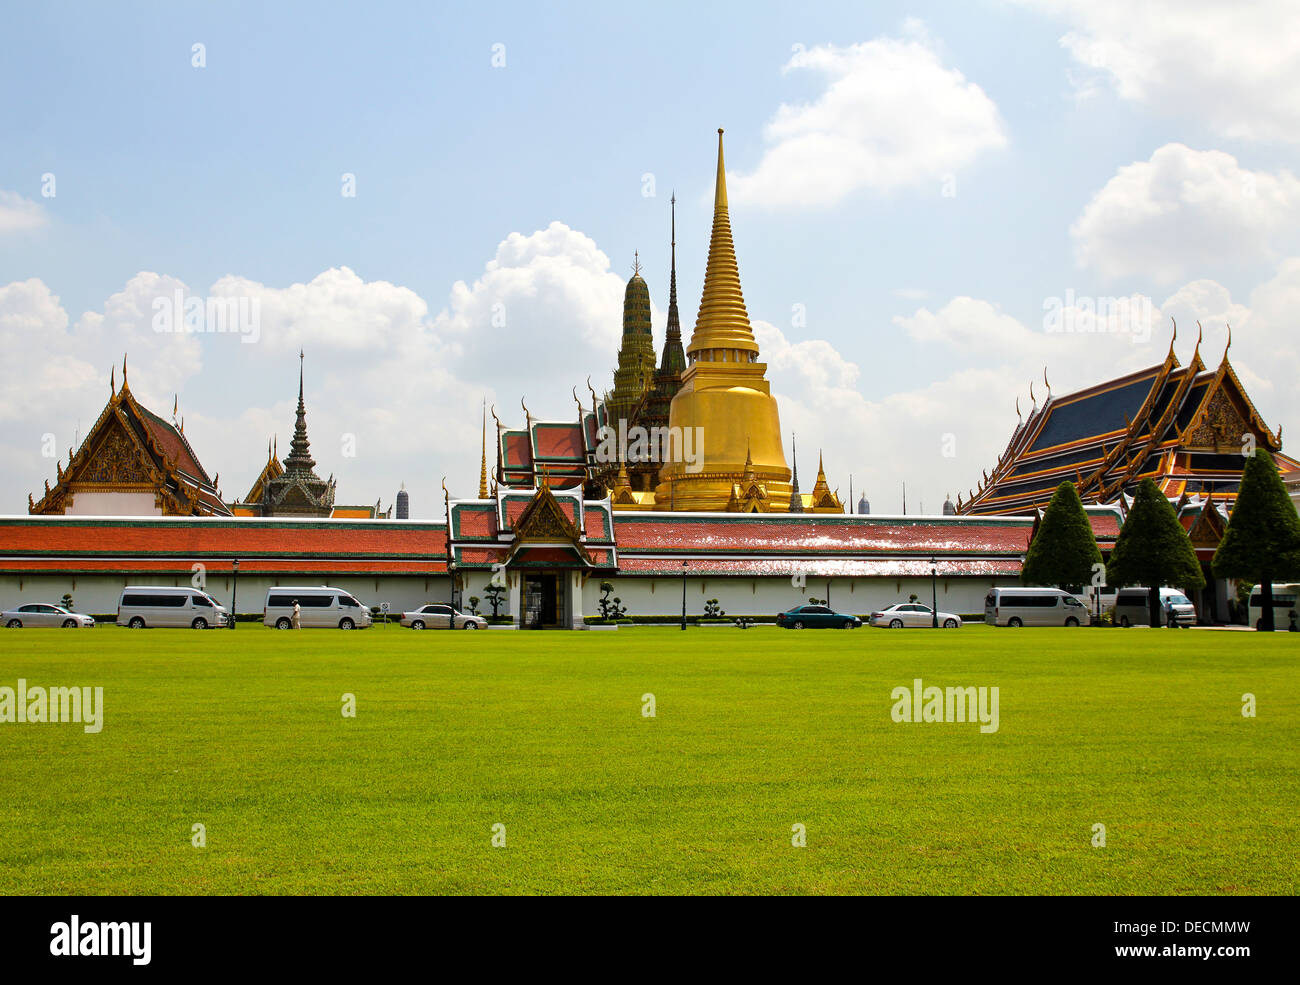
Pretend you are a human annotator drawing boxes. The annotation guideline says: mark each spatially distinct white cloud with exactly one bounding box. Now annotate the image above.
[212,267,431,352]
[1071,144,1300,282]
[0,222,642,515]
[0,191,47,234]
[1027,0,1300,144]
[729,26,1007,208]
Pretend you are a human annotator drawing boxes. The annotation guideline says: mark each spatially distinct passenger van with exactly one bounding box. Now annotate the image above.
[984,587,1089,627]
[1113,587,1196,627]
[263,586,372,630]
[1248,583,1299,630]
[117,586,229,629]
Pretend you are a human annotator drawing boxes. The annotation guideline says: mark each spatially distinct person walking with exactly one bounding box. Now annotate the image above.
[291,599,301,630]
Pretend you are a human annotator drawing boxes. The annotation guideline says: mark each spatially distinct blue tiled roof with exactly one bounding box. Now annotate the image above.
[1028,373,1157,452]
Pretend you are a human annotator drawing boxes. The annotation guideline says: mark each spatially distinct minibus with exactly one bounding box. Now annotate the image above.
[1248,584,1299,630]
[117,586,229,629]
[984,587,1089,626]
[263,586,372,630]
[1113,587,1196,627]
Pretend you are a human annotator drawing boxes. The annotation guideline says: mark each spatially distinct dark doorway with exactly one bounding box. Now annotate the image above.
[523,573,563,628]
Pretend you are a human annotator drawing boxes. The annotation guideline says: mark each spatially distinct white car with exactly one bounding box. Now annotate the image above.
[3,603,95,628]
[869,603,962,629]
[401,604,487,630]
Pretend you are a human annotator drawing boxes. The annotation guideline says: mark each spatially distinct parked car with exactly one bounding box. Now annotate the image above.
[984,587,1088,627]
[2,603,95,628]
[263,586,373,629]
[776,605,862,629]
[117,586,228,629]
[869,603,962,629]
[1113,587,1196,627]
[400,604,487,630]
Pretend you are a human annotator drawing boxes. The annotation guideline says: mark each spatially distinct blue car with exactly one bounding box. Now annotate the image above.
[776,604,862,629]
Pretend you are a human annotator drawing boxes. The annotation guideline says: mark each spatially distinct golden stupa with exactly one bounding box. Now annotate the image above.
[656,129,793,511]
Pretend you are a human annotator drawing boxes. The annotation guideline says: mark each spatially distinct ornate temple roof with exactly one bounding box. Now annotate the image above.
[447,483,616,570]
[29,361,230,517]
[961,331,1298,515]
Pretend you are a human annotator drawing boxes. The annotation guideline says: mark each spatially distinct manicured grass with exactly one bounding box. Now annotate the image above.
[0,623,1296,895]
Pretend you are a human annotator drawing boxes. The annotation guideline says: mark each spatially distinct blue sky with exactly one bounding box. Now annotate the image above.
[3,1,1299,515]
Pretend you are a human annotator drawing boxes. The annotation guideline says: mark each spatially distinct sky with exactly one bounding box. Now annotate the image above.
[3,0,1299,517]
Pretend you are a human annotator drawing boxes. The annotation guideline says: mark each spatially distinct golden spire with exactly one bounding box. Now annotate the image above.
[479,400,489,499]
[688,129,758,356]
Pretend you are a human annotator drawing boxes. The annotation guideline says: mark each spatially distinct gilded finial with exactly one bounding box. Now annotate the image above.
[521,396,531,424]
[1224,323,1232,359]
[479,400,489,499]
[1015,394,1021,420]
[1043,367,1051,395]
[1167,318,1177,359]
[1193,321,1203,363]
[110,364,115,395]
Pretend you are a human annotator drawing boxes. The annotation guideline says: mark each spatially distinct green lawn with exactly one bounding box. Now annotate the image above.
[0,623,1296,895]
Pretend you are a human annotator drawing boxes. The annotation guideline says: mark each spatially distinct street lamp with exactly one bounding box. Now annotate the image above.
[930,556,939,628]
[681,560,688,631]
[230,558,239,630]
[447,560,457,630]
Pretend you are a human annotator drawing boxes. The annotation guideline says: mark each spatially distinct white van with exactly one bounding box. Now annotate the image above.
[1113,587,1196,627]
[263,586,373,630]
[117,586,229,629]
[1247,584,1299,631]
[984,587,1089,627]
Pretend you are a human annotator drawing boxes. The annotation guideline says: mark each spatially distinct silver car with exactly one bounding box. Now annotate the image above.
[401,604,487,630]
[869,603,962,629]
[3,603,95,628]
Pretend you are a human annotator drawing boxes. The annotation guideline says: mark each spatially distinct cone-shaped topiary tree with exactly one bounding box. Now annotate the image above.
[1107,477,1205,627]
[1212,450,1300,631]
[1022,482,1103,591]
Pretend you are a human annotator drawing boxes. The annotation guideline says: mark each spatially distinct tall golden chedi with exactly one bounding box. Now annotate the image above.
[656,130,793,512]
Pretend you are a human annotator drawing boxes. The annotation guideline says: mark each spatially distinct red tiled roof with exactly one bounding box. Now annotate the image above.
[584,506,613,541]
[137,405,210,484]
[612,515,1032,555]
[502,432,533,470]
[453,504,499,540]
[616,557,1022,577]
[533,423,585,460]
[1086,511,1122,542]
[0,518,447,559]
[0,557,443,575]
